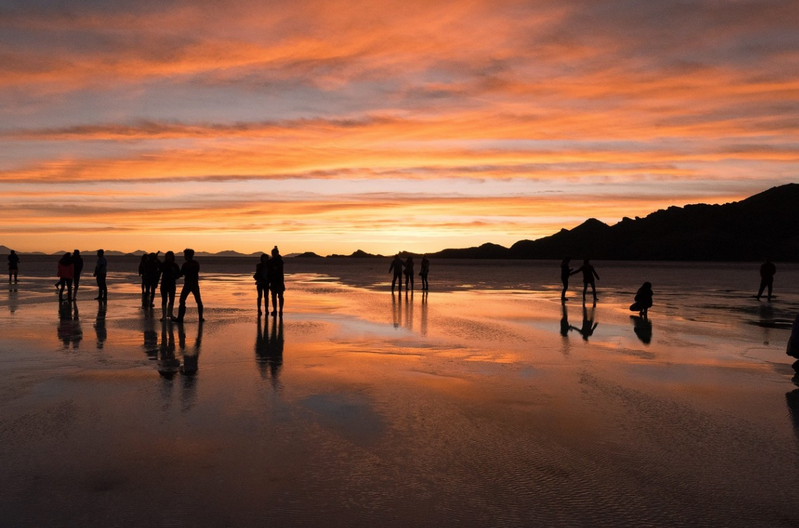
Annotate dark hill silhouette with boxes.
[432,184,799,261]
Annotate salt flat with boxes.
[1,259,798,527]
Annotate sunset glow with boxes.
[2,0,798,254]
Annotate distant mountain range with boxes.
[429,184,799,261]
[2,184,798,261]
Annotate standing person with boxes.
[144,252,161,308]
[560,257,573,301]
[756,258,777,302]
[159,251,181,321]
[93,249,108,302]
[571,259,600,303]
[404,256,415,291]
[174,248,203,322]
[254,253,270,317]
[138,254,148,305]
[8,250,19,284]
[268,246,285,317]
[72,250,84,297]
[419,255,430,291]
[389,254,404,293]
[56,252,75,302]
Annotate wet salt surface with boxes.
[1,259,799,527]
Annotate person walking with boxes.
[159,251,181,321]
[72,250,84,297]
[8,250,19,284]
[143,252,162,308]
[268,246,285,317]
[174,248,203,322]
[756,258,777,302]
[93,249,108,302]
[419,255,430,291]
[572,259,600,303]
[255,253,270,317]
[56,252,75,302]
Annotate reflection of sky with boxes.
[1,0,798,254]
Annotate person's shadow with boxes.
[786,388,799,443]
[157,320,180,380]
[177,321,203,412]
[630,315,653,344]
[392,292,401,328]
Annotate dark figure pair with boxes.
[8,250,19,283]
[56,252,75,302]
[390,254,429,292]
[756,258,776,302]
[267,246,285,317]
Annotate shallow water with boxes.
[1,258,798,527]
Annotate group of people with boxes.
[136,249,203,322]
[54,249,108,302]
[560,257,652,319]
[389,254,430,293]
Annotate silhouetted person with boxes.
[631,315,653,344]
[8,250,19,284]
[160,251,181,321]
[787,313,799,373]
[143,252,161,308]
[138,254,148,300]
[268,246,285,317]
[255,253,270,317]
[56,252,74,302]
[389,254,404,293]
[572,259,600,303]
[756,258,776,301]
[575,304,598,341]
[404,256,415,291]
[560,257,573,301]
[175,248,203,322]
[630,282,653,317]
[93,249,107,301]
[72,249,84,297]
[419,255,430,291]
[94,302,107,349]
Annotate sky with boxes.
[1,0,798,255]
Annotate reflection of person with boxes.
[756,259,776,301]
[254,317,283,389]
[404,256,414,291]
[572,259,600,303]
[56,252,74,302]
[419,255,430,291]
[94,302,107,349]
[574,304,598,341]
[57,301,82,348]
[560,302,572,337]
[160,251,181,321]
[8,250,19,284]
[630,282,653,317]
[72,250,84,297]
[93,249,108,302]
[157,321,179,379]
[560,257,572,301]
[175,248,203,323]
[389,254,404,293]
[255,253,270,317]
[631,315,653,344]
[268,246,285,317]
